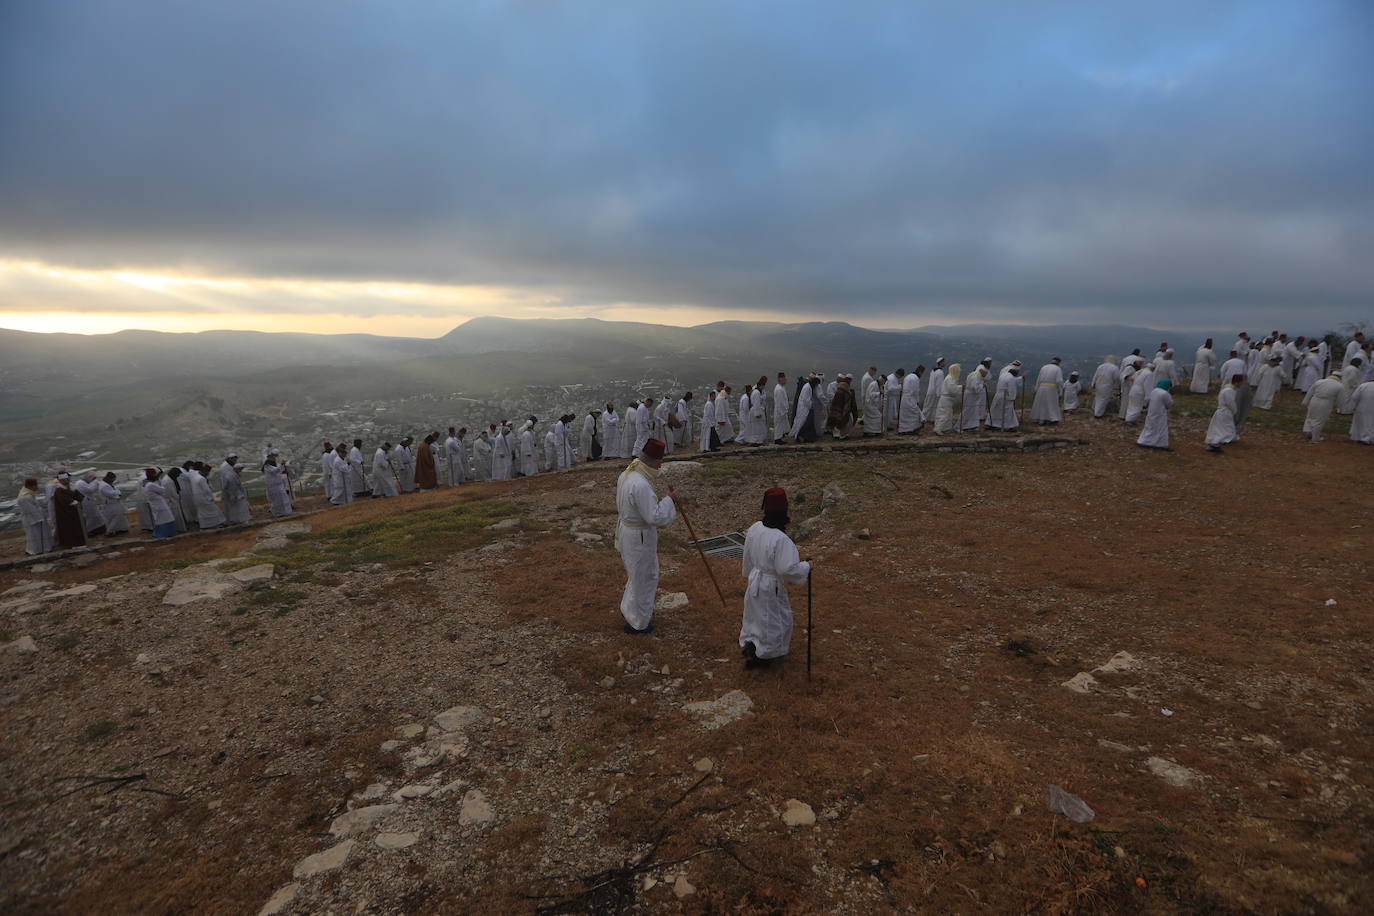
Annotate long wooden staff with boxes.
[671,487,728,612]
[806,567,813,681]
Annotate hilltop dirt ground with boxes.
[1,391,1370,914]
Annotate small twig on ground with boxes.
[49,773,154,802]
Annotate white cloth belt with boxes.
[746,568,779,598]
[618,517,650,531]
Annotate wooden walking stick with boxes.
[671,487,728,612]
[806,567,813,680]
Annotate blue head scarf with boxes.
[1156,378,1173,391]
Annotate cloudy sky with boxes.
[1,0,1369,336]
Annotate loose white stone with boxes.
[659,461,703,476]
[683,690,754,729]
[459,788,494,825]
[782,799,816,827]
[673,875,696,898]
[487,518,521,530]
[393,784,433,801]
[375,831,419,850]
[293,840,354,878]
[258,883,299,915]
[328,803,398,837]
[3,636,38,653]
[395,723,425,739]
[1145,757,1198,788]
[655,592,689,611]
[162,569,241,606]
[50,583,98,599]
[1061,672,1100,694]
[433,705,484,733]
[694,757,714,773]
[3,581,53,597]
[229,564,275,584]
[1093,651,1141,675]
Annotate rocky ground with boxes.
[1,392,1370,914]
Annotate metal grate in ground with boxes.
[690,532,747,558]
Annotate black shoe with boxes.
[623,622,654,635]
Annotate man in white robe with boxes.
[1338,358,1364,414]
[719,386,738,444]
[1190,340,1216,393]
[1343,332,1367,368]
[700,391,721,451]
[897,366,925,434]
[959,366,988,432]
[558,414,577,467]
[934,364,962,435]
[1125,363,1155,425]
[1117,358,1139,421]
[1154,350,1179,388]
[923,359,947,422]
[189,463,229,523]
[579,411,601,461]
[76,472,107,539]
[219,456,251,524]
[1301,373,1344,442]
[736,387,755,444]
[1349,380,1374,444]
[1216,350,1252,432]
[1136,380,1175,450]
[320,442,337,502]
[773,373,790,444]
[988,367,1020,431]
[543,427,558,471]
[394,438,416,493]
[99,472,132,534]
[1253,357,1283,409]
[445,429,467,485]
[601,403,620,459]
[652,399,674,454]
[346,440,369,497]
[632,400,653,457]
[473,429,494,480]
[615,439,680,634]
[883,370,903,432]
[372,444,399,497]
[18,477,54,555]
[262,451,294,515]
[519,420,538,476]
[676,392,694,450]
[1030,359,1065,425]
[739,487,811,667]
[493,422,514,479]
[619,402,637,458]
[1090,356,1120,418]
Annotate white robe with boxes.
[219,462,250,524]
[321,450,337,501]
[1090,362,1119,417]
[1125,369,1154,423]
[1030,364,1064,423]
[263,463,294,515]
[632,404,652,457]
[372,449,398,497]
[717,395,736,443]
[773,383,790,441]
[676,398,694,448]
[923,368,945,420]
[1295,353,1322,392]
[473,436,493,480]
[581,415,598,460]
[519,429,538,476]
[1349,381,1374,443]
[602,411,621,459]
[1062,379,1081,411]
[329,452,353,504]
[1253,364,1282,409]
[739,521,810,660]
[619,407,636,458]
[1204,386,1239,447]
[1217,357,1247,386]
[493,430,513,479]
[1344,339,1364,368]
[700,399,718,450]
[558,420,576,467]
[395,445,416,492]
[1154,358,1178,387]
[18,493,53,555]
[959,372,987,431]
[1301,378,1343,440]
[347,447,368,495]
[1117,365,1137,420]
[883,373,902,431]
[1190,347,1215,393]
[988,373,1019,430]
[736,393,753,444]
[143,480,175,528]
[1136,388,1174,448]
[616,464,677,630]
[652,401,673,454]
[897,373,924,433]
[99,481,131,534]
[934,374,962,434]
[1338,363,1363,414]
[543,430,557,471]
[189,470,227,525]
[787,385,816,439]
[76,478,105,535]
[445,436,467,485]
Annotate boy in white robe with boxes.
[615,439,680,633]
[1136,379,1175,450]
[739,487,811,668]
[1062,371,1081,411]
[773,373,790,444]
[1205,376,1242,453]
[1190,340,1216,393]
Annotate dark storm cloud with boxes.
[1,0,1370,326]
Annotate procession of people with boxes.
[14,328,1373,562]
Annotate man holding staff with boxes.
[615,439,681,634]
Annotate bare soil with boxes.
[2,392,1370,914]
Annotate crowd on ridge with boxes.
[14,330,1373,560]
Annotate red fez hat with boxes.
[762,487,788,512]
[24,477,38,488]
[642,439,666,460]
